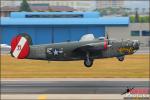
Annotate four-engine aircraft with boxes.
[10,33,140,67]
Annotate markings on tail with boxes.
[12,37,27,58]
[11,35,30,59]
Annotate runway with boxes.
[2,80,149,94]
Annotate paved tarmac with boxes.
[2,80,149,94]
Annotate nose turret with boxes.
[132,40,140,50]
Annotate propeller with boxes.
[132,40,140,49]
[105,32,110,45]
[105,31,109,40]
[121,38,124,47]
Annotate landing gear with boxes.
[84,52,93,67]
[84,59,93,67]
[117,56,124,61]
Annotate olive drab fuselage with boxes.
[27,39,139,61]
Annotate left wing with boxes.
[73,42,108,53]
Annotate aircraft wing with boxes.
[74,44,94,52]
[73,42,107,52]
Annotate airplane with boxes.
[10,33,140,67]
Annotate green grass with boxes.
[1,54,149,78]
[130,16,150,23]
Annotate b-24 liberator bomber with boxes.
[10,33,140,67]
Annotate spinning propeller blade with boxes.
[105,32,109,45]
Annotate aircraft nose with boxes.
[132,40,140,50]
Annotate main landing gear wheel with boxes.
[117,56,124,61]
[84,59,93,67]
[84,52,93,67]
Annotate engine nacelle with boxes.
[88,39,108,50]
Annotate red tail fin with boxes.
[10,35,30,59]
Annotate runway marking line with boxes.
[38,95,47,100]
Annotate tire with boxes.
[117,56,124,61]
[84,59,93,67]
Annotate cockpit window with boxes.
[98,37,105,40]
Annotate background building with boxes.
[96,0,124,9]
[0,12,129,45]
[1,0,96,11]
[1,5,76,17]
[106,23,150,46]
[1,0,149,46]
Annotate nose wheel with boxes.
[84,52,93,67]
[117,56,124,61]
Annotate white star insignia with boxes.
[53,49,58,55]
